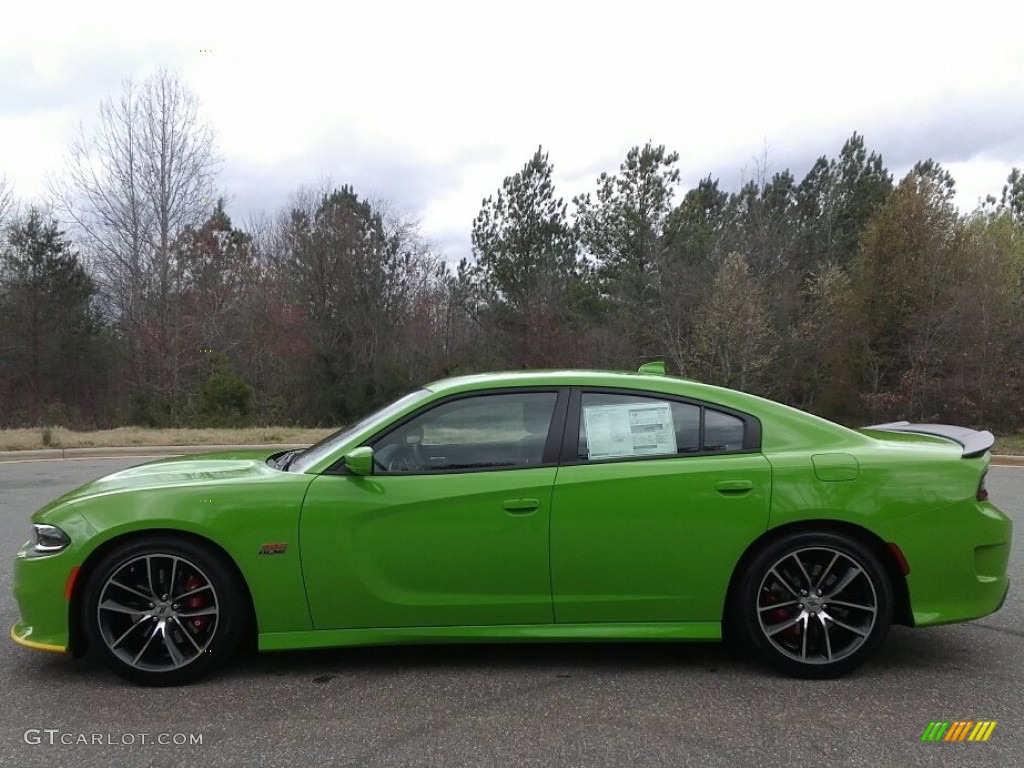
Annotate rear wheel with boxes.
[81,536,247,686]
[734,532,893,678]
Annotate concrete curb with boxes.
[992,455,1024,466]
[0,443,307,463]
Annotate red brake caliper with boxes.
[183,575,210,633]
[761,589,800,639]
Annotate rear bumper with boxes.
[876,500,1012,627]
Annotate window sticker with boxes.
[583,402,678,459]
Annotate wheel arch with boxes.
[67,528,257,657]
[722,519,913,637]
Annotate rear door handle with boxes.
[503,498,540,513]
[716,480,753,495]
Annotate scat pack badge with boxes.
[258,543,289,555]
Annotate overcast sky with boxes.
[2,0,1023,260]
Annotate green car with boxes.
[11,365,1012,685]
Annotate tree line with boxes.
[1,71,1022,432]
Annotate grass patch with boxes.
[0,426,337,452]
[2,425,1021,454]
[995,432,1024,455]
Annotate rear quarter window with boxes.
[704,409,745,451]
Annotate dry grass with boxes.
[996,433,1024,455]
[0,426,337,452]
[2,425,1022,454]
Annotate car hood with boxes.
[38,450,286,511]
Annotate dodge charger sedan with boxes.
[11,364,1012,684]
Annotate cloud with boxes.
[2,0,1023,258]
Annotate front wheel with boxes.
[734,532,893,679]
[81,536,248,686]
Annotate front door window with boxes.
[373,391,558,473]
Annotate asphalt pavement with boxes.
[1,458,1021,768]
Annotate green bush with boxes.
[43,401,76,428]
[130,391,178,428]
[199,370,254,426]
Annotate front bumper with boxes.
[10,542,75,654]
[10,623,65,653]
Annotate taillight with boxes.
[977,473,989,502]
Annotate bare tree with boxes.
[139,70,220,302]
[690,251,777,393]
[50,70,220,398]
[0,174,15,230]
[51,77,150,328]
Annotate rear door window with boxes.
[574,391,753,462]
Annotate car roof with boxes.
[423,369,756,410]
[425,369,685,393]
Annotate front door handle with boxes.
[503,498,540,513]
[716,480,753,495]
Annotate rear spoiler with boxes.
[864,421,995,458]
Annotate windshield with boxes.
[287,388,432,473]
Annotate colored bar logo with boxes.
[921,721,997,742]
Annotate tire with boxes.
[81,535,248,686]
[732,531,893,679]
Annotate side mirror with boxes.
[344,446,374,476]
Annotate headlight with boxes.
[28,523,71,556]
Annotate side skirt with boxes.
[258,621,721,652]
